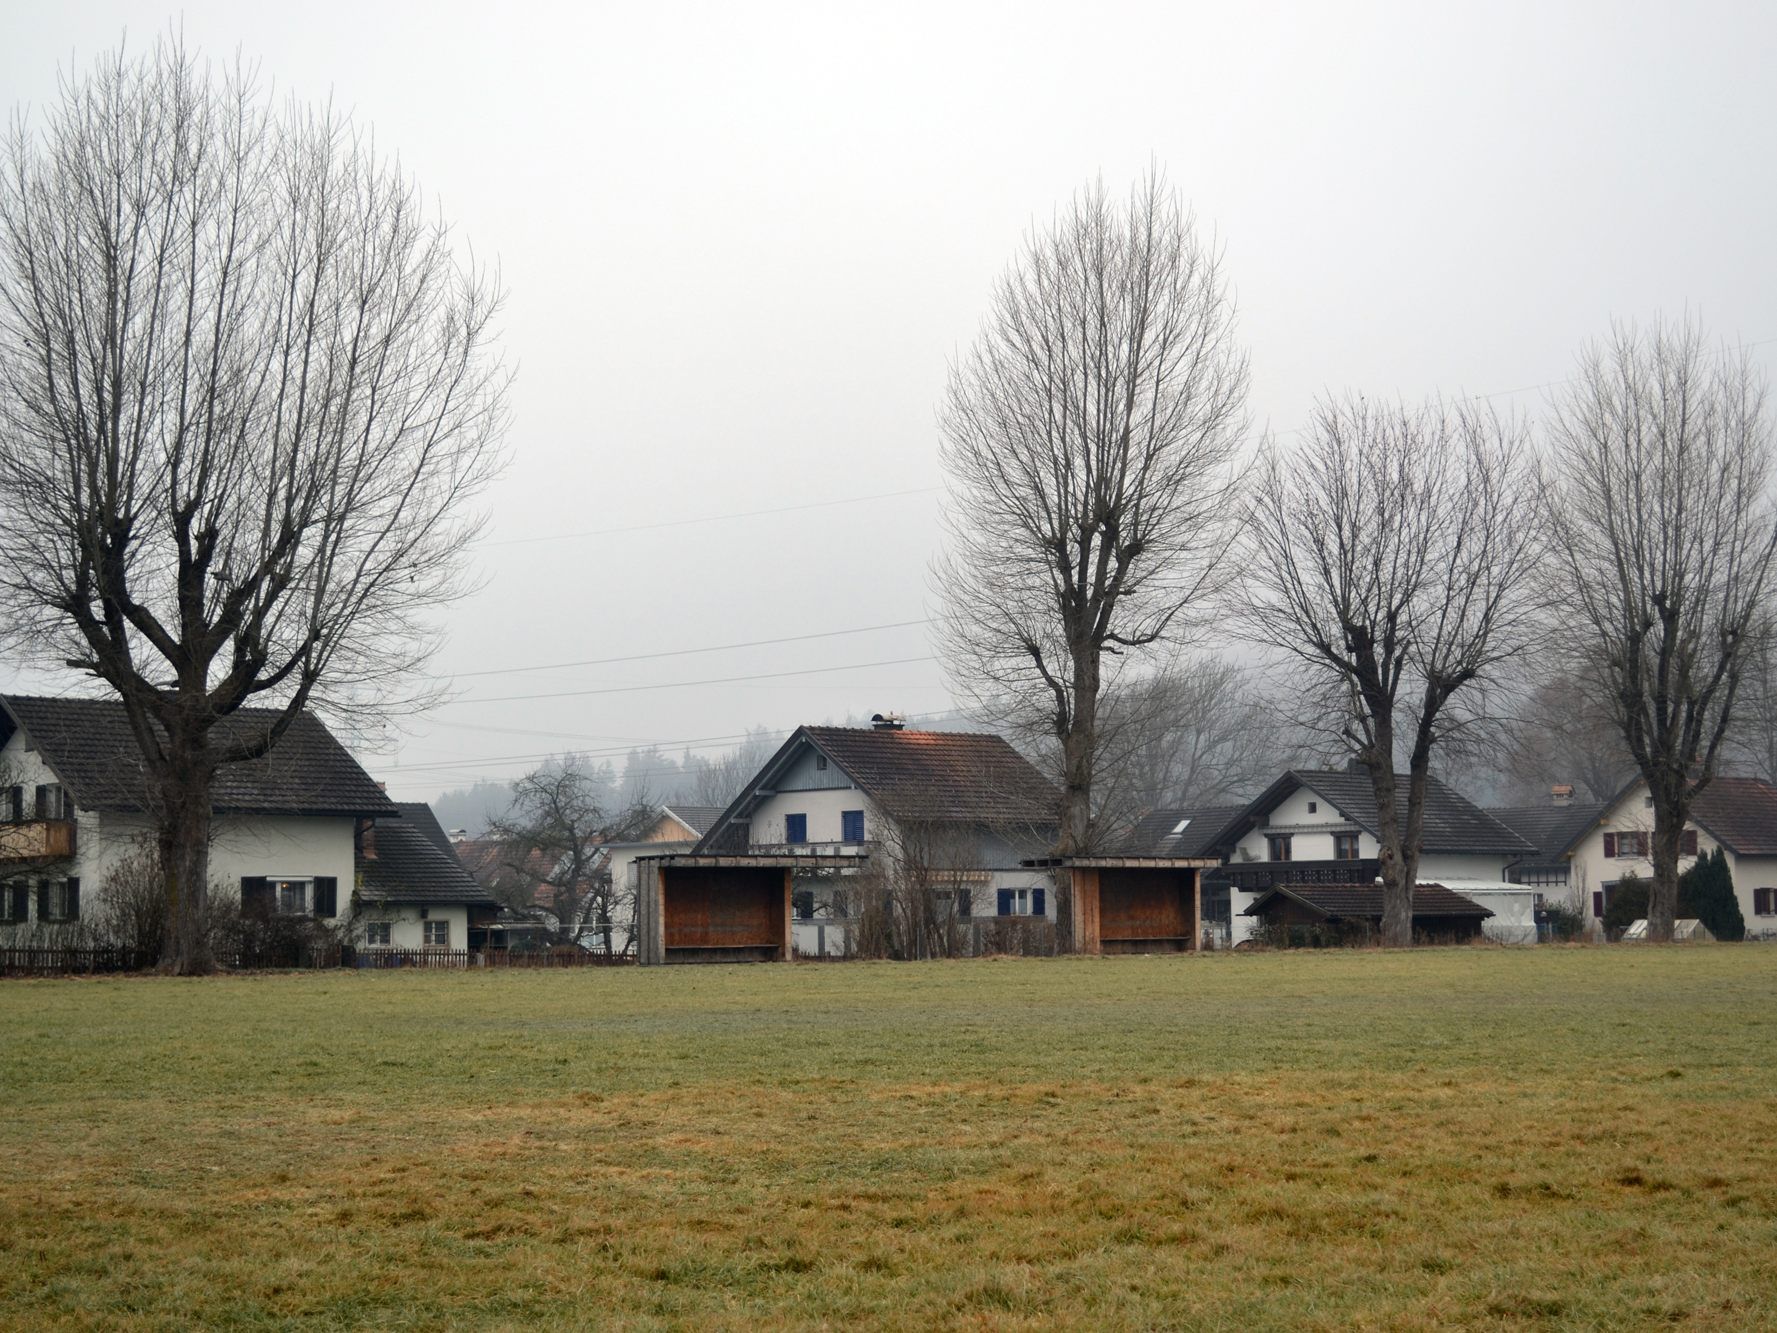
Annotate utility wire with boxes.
[440,618,930,680]
[448,654,939,707]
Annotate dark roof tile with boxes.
[1119,806,1247,858]
[359,813,497,907]
[1245,882,1493,919]
[0,694,395,816]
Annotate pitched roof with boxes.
[393,801,456,855]
[1688,777,1777,855]
[694,725,1060,851]
[1243,882,1493,920]
[1487,801,1607,861]
[1226,769,1533,856]
[1118,806,1247,858]
[0,694,395,817]
[799,726,1059,824]
[359,814,497,907]
[661,805,725,837]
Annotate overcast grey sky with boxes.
[4,0,1776,800]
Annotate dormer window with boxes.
[1170,818,1191,835]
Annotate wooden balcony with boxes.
[0,820,76,863]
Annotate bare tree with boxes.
[1542,320,1777,941]
[935,170,1248,869]
[1242,395,1539,946]
[1498,674,1635,803]
[0,41,509,971]
[687,727,783,808]
[1089,655,1313,830]
[488,758,655,951]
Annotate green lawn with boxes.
[2,948,1775,1329]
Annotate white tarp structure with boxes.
[1622,918,1716,942]
[1438,880,1541,944]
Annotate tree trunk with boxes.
[1647,806,1682,943]
[157,763,216,975]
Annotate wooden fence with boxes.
[0,946,153,977]
[0,944,632,976]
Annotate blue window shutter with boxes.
[842,810,864,842]
[1032,887,1046,918]
[785,814,806,844]
[997,888,1012,916]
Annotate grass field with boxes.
[2,948,1775,1330]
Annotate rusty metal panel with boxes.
[1098,868,1189,941]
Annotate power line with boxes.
[446,654,939,707]
[478,485,943,548]
[441,618,931,680]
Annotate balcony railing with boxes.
[1209,858,1380,893]
[0,820,76,863]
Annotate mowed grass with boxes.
[2,949,1776,1330]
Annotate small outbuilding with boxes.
[634,850,867,965]
[1242,881,1493,945]
[1028,855,1218,954]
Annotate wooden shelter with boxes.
[1028,855,1219,954]
[634,852,867,965]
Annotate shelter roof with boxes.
[1242,881,1494,920]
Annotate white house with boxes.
[1560,776,1777,939]
[0,694,492,949]
[1203,769,1536,944]
[638,718,1059,962]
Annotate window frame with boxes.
[784,813,807,845]
[1267,834,1293,862]
[422,919,451,949]
[1332,832,1360,861]
[364,921,392,946]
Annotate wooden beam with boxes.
[1189,867,1202,953]
[1072,867,1101,955]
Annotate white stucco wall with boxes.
[1232,786,1374,863]
[1567,787,1711,924]
[748,786,877,846]
[2,726,357,932]
[352,902,468,950]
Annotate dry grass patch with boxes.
[2,947,1774,1328]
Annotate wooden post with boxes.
[1072,866,1102,955]
[781,867,794,962]
[649,863,668,965]
[1189,867,1202,953]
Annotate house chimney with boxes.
[1551,784,1574,806]
[871,712,905,731]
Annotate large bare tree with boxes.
[0,41,509,971]
[1242,395,1538,946]
[935,171,1248,865]
[1542,321,1777,941]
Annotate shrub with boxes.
[1679,847,1745,941]
[1540,901,1587,943]
[1602,873,1649,940]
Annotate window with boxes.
[784,813,807,844]
[423,919,450,948]
[1307,802,1318,814]
[1,882,27,922]
[1267,835,1293,862]
[272,878,309,915]
[33,784,65,820]
[793,889,816,920]
[1333,833,1360,861]
[995,887,1047,917]
[1755,888,1777,917]
[4,785,21,822]
[37,877,80,923]
[1604,831,1650,860]
[815,754,828,771]
[365,921,391,946]
[841,809,865,842]
[1681,830,1699,857]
